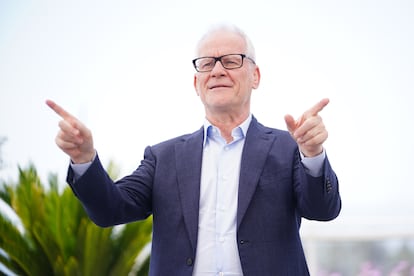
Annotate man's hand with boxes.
[284,98,329,157]
[46,100,95,164]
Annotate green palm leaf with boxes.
[0,163,152,275]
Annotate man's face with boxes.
[193,30,260,117]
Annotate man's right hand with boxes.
[46,100,95,164]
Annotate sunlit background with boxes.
[1,0,413,274]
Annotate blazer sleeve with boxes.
[67,150,155,227]
[294,151,341,221]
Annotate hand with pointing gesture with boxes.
[284,98,329,157]
[46,100,95,164]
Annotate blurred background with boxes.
[1,0,413,274]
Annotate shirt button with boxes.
[219,236,225,243]
[186,257,193,266]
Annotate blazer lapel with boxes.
[175,128,204,251]
[237,118,276,229]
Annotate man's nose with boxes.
[210,60,226,76]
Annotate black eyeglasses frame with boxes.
[192,54,256,72]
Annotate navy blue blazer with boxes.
[67,117,341,276]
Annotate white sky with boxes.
[1,0,414,222]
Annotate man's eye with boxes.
[225,60,237,65]
[202,62,213,67]
[223,59,239,67]
[200,61,213,69]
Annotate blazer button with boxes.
[326,178,332,193]
[186,258,193,266]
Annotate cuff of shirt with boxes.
[300,149,326,177]
[70,152,96,179]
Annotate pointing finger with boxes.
[45,99,75,120]
[305,98,330,117]
[46,99,87,137]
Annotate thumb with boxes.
[284,114,296,134]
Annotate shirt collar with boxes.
[203,114,252,146]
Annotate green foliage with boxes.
[0,164,152,276]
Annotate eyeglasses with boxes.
[192,54,255,72]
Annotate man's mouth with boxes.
[208,84,231,89]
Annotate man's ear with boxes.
[194,75,200,95]
[252,66,261,89]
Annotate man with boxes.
[47,24,341,276]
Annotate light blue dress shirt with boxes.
[192,116,251,276]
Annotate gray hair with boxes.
[195,23,256,61]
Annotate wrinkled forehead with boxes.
[196,30,247,57]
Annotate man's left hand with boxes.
[284,98,329,157]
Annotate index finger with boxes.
[45,99,74,120]
[305,98,330,117]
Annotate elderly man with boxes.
[47,24,341,276]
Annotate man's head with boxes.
[193,24,261,119]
